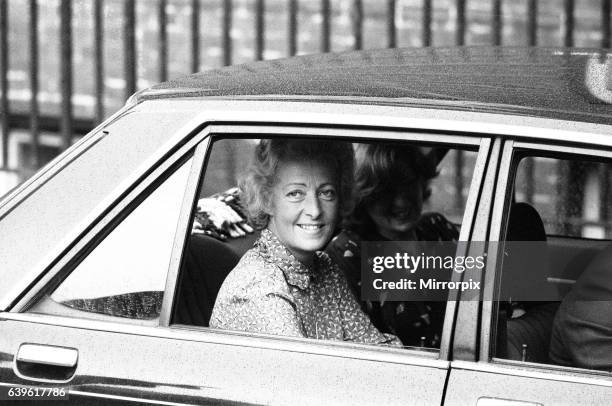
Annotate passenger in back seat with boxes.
[502,202,557,363]
[549,243,612,370]
[326,143,458,348]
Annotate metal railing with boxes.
[1,0,611,167]
[0,0,611,229]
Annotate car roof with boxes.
[137,47,612,126]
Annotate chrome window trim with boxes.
[453,360,612,387]
[458,139,494,242]
[513,141,612,159]
[481,140,612,376]
[479,140,515,362]
[159,137,211,327]
[452,138,503,362]
[0,312,449,370]
[205,124,480,145]
[439,137,492,360]
[9,132,206,313]
[169,324,445,366]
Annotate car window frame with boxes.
[446,138,502,362]
[0,106,135,218]
[0,107,211,311]
[9,126,210,316]
[5,119,490,366]
[164,123,490,363]
[481,138,612,380]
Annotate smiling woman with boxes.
[326,142,461,348]
[266,160,338,265]
[208,138,399,345]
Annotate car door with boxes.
[1,109,488,405]
[161,124,489,405]
[444,138,612,406]
[0,121,211,404]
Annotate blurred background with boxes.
[0,0,610,236]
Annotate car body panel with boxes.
[134,99,612,143]
[445,362,612,406]
[0,313,449,405]
[1,120,480,405]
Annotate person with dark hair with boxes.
[326,143,458,348]
[210,139,399,346]
[549,244,612,370]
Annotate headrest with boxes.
[507,202,546,241]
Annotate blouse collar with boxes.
[256,228,318,290]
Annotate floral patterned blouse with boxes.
[210,229,400,346]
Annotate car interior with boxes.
[493,154,612,370]
[172,137,477,340]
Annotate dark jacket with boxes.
[549,244,612,371]
[325,212,459,348]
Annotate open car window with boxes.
[172,135,480,353]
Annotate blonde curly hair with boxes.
[239,138,354,230]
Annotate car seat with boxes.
[506,302,560,363]
[498,202,559,363]
[173,234,241,327]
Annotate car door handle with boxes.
[15,343,78,382]
[477,397,543,406]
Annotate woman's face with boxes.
[268,160,339,264]
[366,179,424,240]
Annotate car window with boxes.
[0,108,198,308]
[28,156,193,323]
[515,156,612,238]
[425,149,477,225]
[172,136,479,352]
[492,152,612,373]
